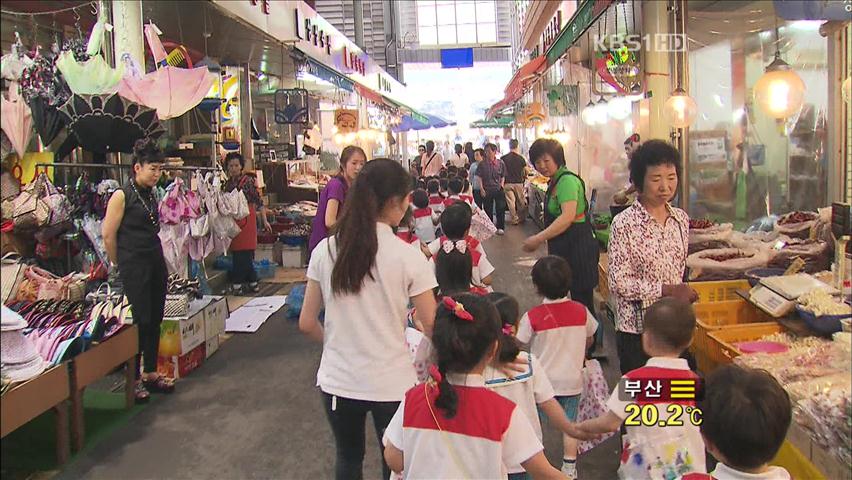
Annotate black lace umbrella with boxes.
[58,93,165,154]
[20,49,72,145]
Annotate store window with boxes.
[687,3,830,226]
[417,0,497,46]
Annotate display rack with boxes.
[0,364,71,464]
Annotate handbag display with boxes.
[1,252,26,304]
[10,174,51,229]
[189,213,209,238]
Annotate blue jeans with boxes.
[540,394,581,424]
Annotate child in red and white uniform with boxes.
[427,204,494,291]
[411,189,438,244]
[682,365,792,480]
[434,238,491,298]
[485,293,595,480]
[574,298,707,479]
[443,178,476,210]
[426,179,445,215]
[383,294,563,479]
[395,206,421,246]
[516,255,598,479]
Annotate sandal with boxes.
[135,381,150,404]
[143,375,176,394]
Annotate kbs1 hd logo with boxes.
[593,33,687,53]
[618,377,704,428]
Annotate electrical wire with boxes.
[1,2,93,16]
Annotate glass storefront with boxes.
[687,3,831,226]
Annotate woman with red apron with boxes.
[224,152,271,294]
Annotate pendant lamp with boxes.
[663,1,698,128]
[753,23,805,119]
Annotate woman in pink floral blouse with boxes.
[607,140,698,374]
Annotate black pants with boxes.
[230,250,257,285]
[483,189,507,230]
[119,253,168,376]
[616,331,698,374]
[473,190,484,208]
[322,392,400,480]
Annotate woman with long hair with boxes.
[308,145,367,254]
[299,159,438,479]
[102,139,174,402]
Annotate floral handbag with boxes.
[11,173,51,229]
[576,359,616,454]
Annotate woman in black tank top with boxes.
[102,139,174,402]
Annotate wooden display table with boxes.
[0,365,71,464]
[69,325,138,451]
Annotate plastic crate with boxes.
[253,260,276,279]
[705,322,785,371]
[688,280,751,304]
[692,299,773,373]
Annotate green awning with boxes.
[470,117,513,128]
[546,0,613,65]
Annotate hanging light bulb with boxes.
[581,100,597,126]
[591,97,609,125]
[842,76,851,104]
[607,96,632,120]
[663,87,699,128]
[753,54,806,119]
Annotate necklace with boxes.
[130,181,158,227]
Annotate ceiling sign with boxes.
[274,88,309,125]
[335,109,359,133]
[595,42,640,94]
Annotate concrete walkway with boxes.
[58,222,622,479]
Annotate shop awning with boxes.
[392,113,456,132]
[426,114,455,129]
[383,97,430,125]
[304,58,354,92]
[471,117,513,129]
[485,56,547,119]
[354,84,384,105]
[545,0,613,65]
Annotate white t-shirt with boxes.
[307,223,438,401]
[448,153,468,168]
[383,373,543,479]
[516,298,598,396]
[484,352,555,474]
[412,208,438,243]
[421,152,444,177]
[706,464,791,480]
[607,357,707,477]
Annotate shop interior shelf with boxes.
[0,364,71,464]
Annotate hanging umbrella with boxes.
[58,93,165,154]
[21,49,71,145]
[118,24,216,120]
[1,83,34,159]
[1,34,33,82]
[56,18,122,95]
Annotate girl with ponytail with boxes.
[299,159,438,480]
[383,294,565,479]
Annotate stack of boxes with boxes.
[157,296,229,379]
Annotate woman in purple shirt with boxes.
[308,145,367,253]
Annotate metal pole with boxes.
[354,0,365,51]
[110,0,145,70]
[641,0,673,141]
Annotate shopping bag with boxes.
[469,207,497,242]
[576,359,615,455]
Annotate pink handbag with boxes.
[576,359,616,454]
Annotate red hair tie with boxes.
[502,324,514,336]
[428,364,443,384]
[442,297,473,322]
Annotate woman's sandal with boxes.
[135,381,150,404]
[142,375,176,394]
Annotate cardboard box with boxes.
[205,334,220,358]
[157,343,205,379]
[204,296,228,339]
[159,310,205,357]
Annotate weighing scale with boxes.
[749,273,839,318]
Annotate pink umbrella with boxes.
[1,82,33,159]
[118,24,215,120]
